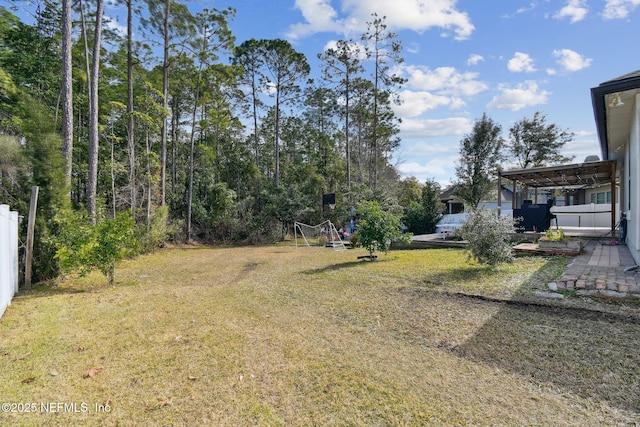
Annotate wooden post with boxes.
[497,173,502,217]
[24,186,39,291]
[611,161,616,238]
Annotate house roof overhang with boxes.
[498,160,616,188]
[591,70,640,161]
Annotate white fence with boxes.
[0,204,19,319]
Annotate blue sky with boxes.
[109,1,638,186]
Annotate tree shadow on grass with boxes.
[13,276,137,300]
[302,257,394,275]
[443,259,640,417]
[420,266,494,288]
[454,296,640,415]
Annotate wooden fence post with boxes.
[24,186,39,291]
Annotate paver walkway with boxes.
[551,240,640,297]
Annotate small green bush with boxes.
[544,227,566,241]
[54,210,139,285]
[460,208,514,266]
[142,206,181,252]
[356,200,411,258]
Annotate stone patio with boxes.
[549,240,640,298]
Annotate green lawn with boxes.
[1,245,639,426]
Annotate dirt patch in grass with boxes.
[1,245,639,425]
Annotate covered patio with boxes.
[497,161,640,297]
[497,160,618,237]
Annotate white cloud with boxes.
[487,81,550,111]
[396,160,448,179]
[288,0,475,40]
[508,52,536,73]
[516,2,540,15]
[502,2,540,18]
[104,15,127,37]
[562,137,600,163]
[393,65,488,117]
[286,0,342,39]
[553,49,592,72]
[395,91,453,117]
[467,54,484,66]
[403,141,459,155]
[399,65,488,96]
[399,117,473,137]
[554,0,589,23]
[406,42,420,54]
[602,0,640,19]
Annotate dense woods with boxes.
[0,2,438,282]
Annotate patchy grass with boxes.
[1,245,639,426]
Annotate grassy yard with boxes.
[1,244,639,426]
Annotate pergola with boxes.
[497,160,617,233]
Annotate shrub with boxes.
[142,206,181,252]
[356,200,411,258]
[54,210,139,285]
[544,227,566,241]
[459,208,514,266]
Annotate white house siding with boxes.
[627,93,640,265]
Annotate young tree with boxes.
[508,111,574,169]
[54,210,139,286]
[454,113,504,208]
[356,199,410,258]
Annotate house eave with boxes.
[591,72,640,160]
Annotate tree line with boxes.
[0,2,572,282]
